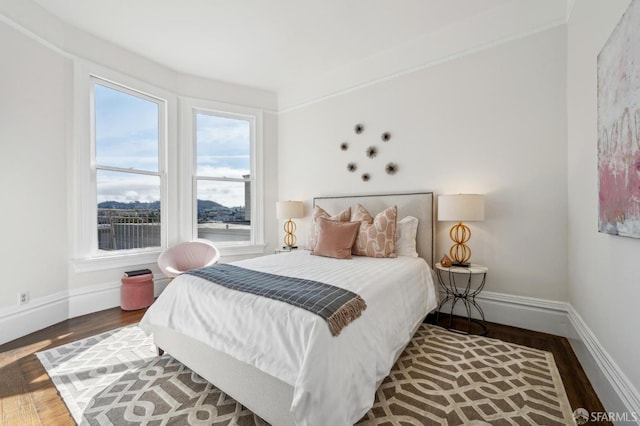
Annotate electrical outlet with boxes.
[19,291,29,305]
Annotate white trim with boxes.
[0,12,72,60]
[70,250,162,273]
[567,305,640,417]
[436,290,640,416]
[72,60,178,263]
[438,288,570,336]
[2,285,639,419]
[0,290,69,346]
[179,97,265,249]
[0,277,170,346]
[278,19,568,113]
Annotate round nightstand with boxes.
[435,262,488,335]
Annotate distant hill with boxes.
[197,199,226,212]
[98,201,160,210]
[98,200,228,211]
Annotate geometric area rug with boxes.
[37,324,576,425]
[358,325,575,425]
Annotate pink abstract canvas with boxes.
[598,0,640,238]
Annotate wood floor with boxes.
[0,307,610,425]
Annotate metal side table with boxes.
[435,263,488,335]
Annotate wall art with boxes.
[597,0,640,238]
[366,146,377,158]
[385,162,398,175]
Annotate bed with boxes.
[139,192,437,425]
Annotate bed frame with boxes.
[149,192,435,425]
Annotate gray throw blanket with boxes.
[185,264,367,336]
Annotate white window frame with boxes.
[180,98,265,256]
[71,60,174,272]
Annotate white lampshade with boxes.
[276,201,304,219]
[438,194,485,222]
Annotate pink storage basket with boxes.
[121,273,154,311]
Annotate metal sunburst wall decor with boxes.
[340,123,398,182]
[385,162,398,175]
[366,146,378,159]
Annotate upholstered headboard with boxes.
[313,192,435,267]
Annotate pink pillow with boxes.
[352,204,398,258]
[307,206,351,250]
[311,217,360,259]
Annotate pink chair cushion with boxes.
[157,240,220,278]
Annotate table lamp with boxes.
[437,194,485,267]
[276,201,304,249]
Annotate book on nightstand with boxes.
[123,268,153,277]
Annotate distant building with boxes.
[243,174,251,222]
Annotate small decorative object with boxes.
[366,146,377,158]
[354,123,364,134]
[361,173,370,182]
[381,132,391,142]
[385,162,398,175]
[340,142,349,151]
[440,254,453,268]
[347,162,357,172]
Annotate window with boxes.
[92,79,166,252]
[194,111,255,244]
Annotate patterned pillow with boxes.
[311,217,361,259]
[351,204,397,258]
[307,206,351,250]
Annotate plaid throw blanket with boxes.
[186,264,367,336]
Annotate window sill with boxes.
[70,244,266,273]
[217,244,266,257]
[71,250,162,273]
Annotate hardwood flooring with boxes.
[0,307,610,425]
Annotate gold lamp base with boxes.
[449,221,472,266]
[283,218,297,248]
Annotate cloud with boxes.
[97,171,160,203]
[197,180,249,208]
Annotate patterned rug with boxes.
[37,324,575,425]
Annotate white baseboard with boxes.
[438,289,570,336]
[0,277,170,346]
[566,305,640,421]
[2,283,638,422]
[437,290,640,419]
[0,291,69,346]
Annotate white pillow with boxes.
[395,216,419,257]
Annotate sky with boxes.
[95,83,251,208]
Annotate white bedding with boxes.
[140,250,437,425]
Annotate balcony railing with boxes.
[98,208,161,250]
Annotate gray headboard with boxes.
[313,192,435,267]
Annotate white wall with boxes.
[279,26,568,304]
[567,0,640,413]
[0,3,279,342]
[0,20,70,307]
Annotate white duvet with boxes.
[140,250,437,425]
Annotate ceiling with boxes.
[32,0,569,106]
